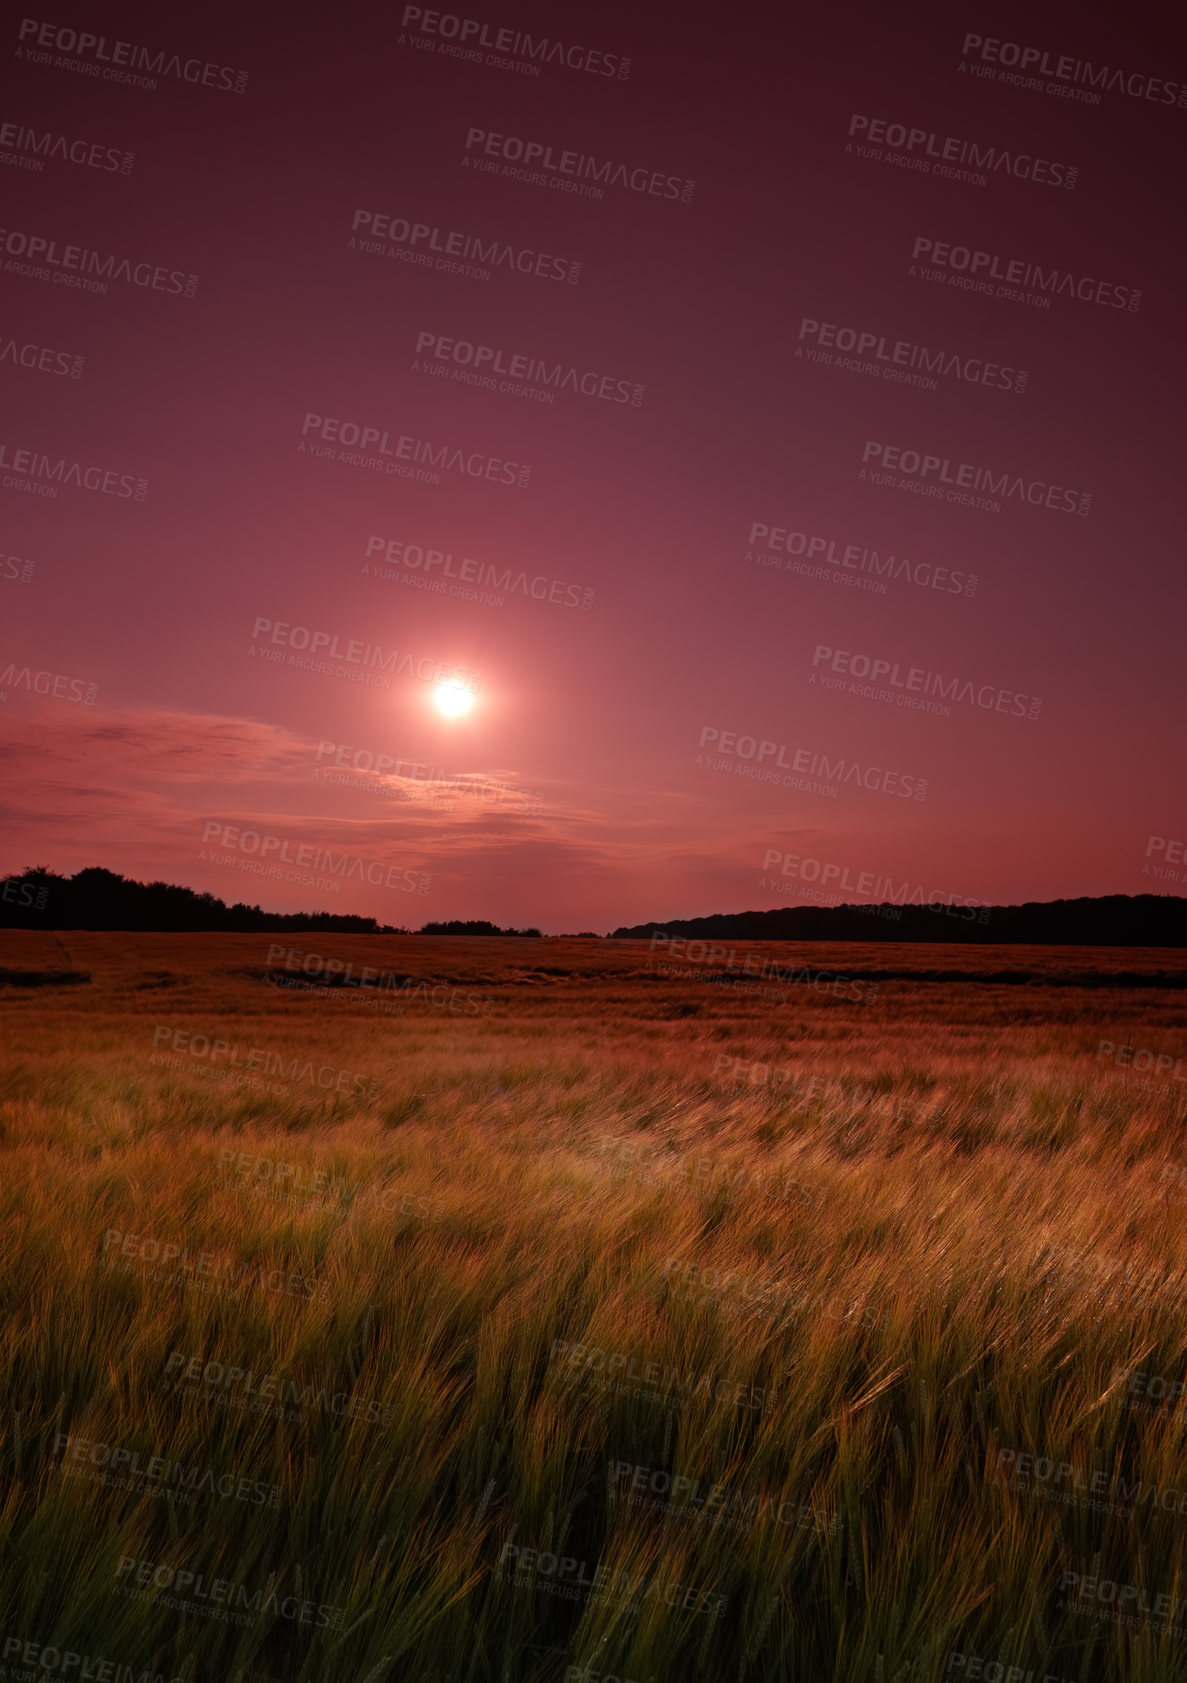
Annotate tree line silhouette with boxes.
[3,867,1183,944]
[0,868,538,935]
[612,895,1187,946]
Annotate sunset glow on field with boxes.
[2,1,1185,1678]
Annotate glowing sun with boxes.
[434,680,474,718]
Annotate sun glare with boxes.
[434,680,475,718]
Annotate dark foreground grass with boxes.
[1,931,1186,1683]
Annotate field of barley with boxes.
[2,928,1187,1683]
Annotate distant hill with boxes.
[610,896,1187,946]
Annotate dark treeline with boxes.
[611,896,1187,946]
[0,868,401,933]
[419,919,543,937]
[3,869,1184,945]
[0,869,540,936]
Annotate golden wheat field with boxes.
[2,928,1187,1683]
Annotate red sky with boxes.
[1,0,1184,931]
